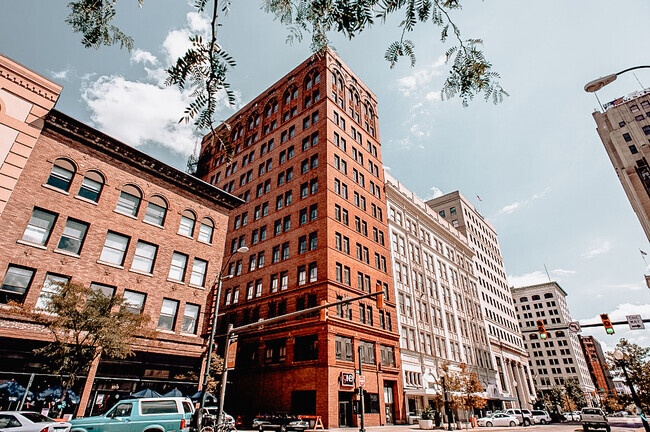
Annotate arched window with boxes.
[555,331,565,337]
[544,293,554,298]
[532,295,540,300]
[231,124,243,141]
[198,217,214,244]
[530,333,538,339]
[519,297,528,302]
[283,85,297,105]
[178,209,196,237]
[264,99,278,117]
[46,158,76,192]
[77,170,104,202]
[115,184,142,217]
[304,70,320,90]
[143,195,168,227]
[332,70,343,91]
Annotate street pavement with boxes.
[324,422,646,432]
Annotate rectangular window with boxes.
[294,335,318,361]
[35,273,70,310]
[131,240,158,273]
[123,289,146,314]
[298,265,307,285]
[281,271,288,290]
[309,262,317,282]
[335,335,354,361]
[190,258,208,287]
[23,208,58,246]
[271,274,279,292]
[0,265,35,304]
[309,232,317,250]
[360,340,375,364]
[57,218,89,254]
[168,252,188,281]
[157,298,179,330]
[181,303,200,333]
[100,231,130,266]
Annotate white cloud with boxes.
[425,91,441,101]
[430,186,444,199]
[582,240,612,258]
[508,268,575,287]
[397,55,446,97]
[383,165,392,171]
[81,10,237,156]
[50,67,71,81]
[580,303,650,352]
[498,187,550,215]
[391,137,423,150]
[131,49,158,66]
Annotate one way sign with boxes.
[626,315,645,330]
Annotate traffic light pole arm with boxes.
[521,318,650,332]
[229,290,383,335]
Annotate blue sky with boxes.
[1,1,648,351]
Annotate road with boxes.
[323,422,646,432]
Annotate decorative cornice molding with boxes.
[44,110,244,211]
[0,54,61,104]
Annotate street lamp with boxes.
[199,246,249,413]
[584,66,650,93]
[440,370,453,431]
[613,349,650,432]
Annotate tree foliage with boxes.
[564,377,587,409]
[175,355,224,394]
[65,0,507,145]
[606,339,650,412]
[14,281,149,392]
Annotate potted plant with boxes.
[419,406,435,430]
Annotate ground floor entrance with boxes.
[338,391,354,427]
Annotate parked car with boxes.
[563,411,581,422]
[581,408,610,432]
[0,411,71,432]
[256,414,309,432]
[252,416,272,429]
[202,408,235,427]
[69,397,193,432]
[504,409,533,426]
[477,413,520,427]
[531,410,551,424]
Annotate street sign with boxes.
[358,375,366,387]
[225,339,238,369]
[341,372,354,387]
[568,321,581,333]
[626,314,645,330]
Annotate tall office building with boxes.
[196,49,403,427]
[427,192,534,408]
[592,90,650,241]
[579,335,616,398]
[384,174,498,416]
[512,282,595,404]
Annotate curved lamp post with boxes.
[613,349,650,432]
[584,66,650,93]
[199,246,249,413]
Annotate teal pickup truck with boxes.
[70,397,194,432]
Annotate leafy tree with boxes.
[14,281,149,414]
[174,355,224,394]
[457,363,487,414]
[64,0,506,151]
[606,339,650,412]
[564,377,587,409]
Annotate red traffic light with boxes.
[600,313,615,335]
[536,320,548,339]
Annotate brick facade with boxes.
[0,104,242,415]
[197,49,404,427]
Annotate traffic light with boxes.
[600,314,615,335]
[536,320,548,339]
[320,300,328,322]
[375,282,384,309]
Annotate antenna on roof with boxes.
[633,73,646,91]
[543,264,551,282]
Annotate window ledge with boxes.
[53,248,80,258]
[167,278,185,285]
[16,240,47,250]
[113,209,138,220]
[156,329,176,334]
[188,283,206,290]
[177,233,195,240]
[74,195,99,206]
[197,239,212,246]
[42,184,70,195]
[97,260,124,270]
[129,268,154,277]
[180,332,198,337]
[142,219,165,229]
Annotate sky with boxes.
[1,1,649,352]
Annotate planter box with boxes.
[419,419,434,429]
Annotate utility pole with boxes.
[357,345,365,432]
[618,356,650,432]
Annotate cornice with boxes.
[0,54,61,104]
[44,110,244,211]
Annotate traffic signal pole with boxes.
[357,345,365,432]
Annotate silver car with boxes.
[0,412,71,432]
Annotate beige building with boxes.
[427,192,534,409]
[592,90,650,241]
[385,174,497,418]
[512,282,595,404]
[0,54,61,216]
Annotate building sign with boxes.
[340,372,354,387]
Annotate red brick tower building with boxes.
[197,49,404,427]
